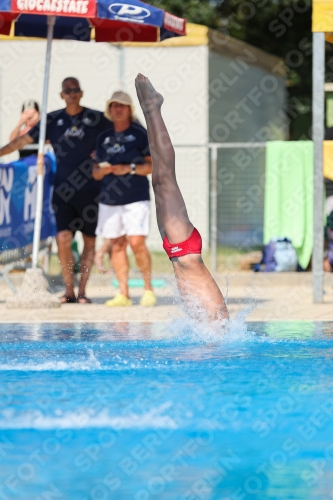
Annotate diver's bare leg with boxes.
[135,74,229,322]
[135,74,192,243]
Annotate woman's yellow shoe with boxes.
[105,294,132,307]
[140,290,157,306]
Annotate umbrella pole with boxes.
[6,15,60,308]
[312,32,325,302]
[210,145,218,276]
[32,15,55,269]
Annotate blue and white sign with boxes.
[0,153,56,251]
[98,0,163,25]
[109,2,151,20]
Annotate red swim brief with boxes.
[163,228,202,259]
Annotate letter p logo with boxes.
[109,3,150,20]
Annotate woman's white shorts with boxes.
[96,201,150,239]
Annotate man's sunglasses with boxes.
[62,88,81,95]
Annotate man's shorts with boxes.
[52,189,100,237]
[96,201,150,239]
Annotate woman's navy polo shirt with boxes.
[95,122,151,206]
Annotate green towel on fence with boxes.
[264,141,313,269]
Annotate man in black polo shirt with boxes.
[0,77,111,303]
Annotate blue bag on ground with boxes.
[253,237,299,272]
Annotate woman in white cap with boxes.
[93,91,156,307]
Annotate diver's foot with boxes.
[135,73,164,115]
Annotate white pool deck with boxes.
[1,272,333,323]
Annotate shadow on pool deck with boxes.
[94,295,178,306]
[93,296,268,306]
[1,271,333,322]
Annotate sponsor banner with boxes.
[0,153,56,251]
[12,0,96,17]
[100,0,163,25]
[164,12,186,35]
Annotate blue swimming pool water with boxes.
[0,320,333,499]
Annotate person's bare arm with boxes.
[110,156,152,176]
[9,124,23,142]
[0,134,34,156]
[10,112,28,141]
[92,163,114,180]
[134,156,152,176]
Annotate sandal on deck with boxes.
[77,296,92,304]
[60,295,77,304]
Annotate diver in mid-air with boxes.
[135,74,229,323]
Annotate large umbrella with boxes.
[0,0,186,268]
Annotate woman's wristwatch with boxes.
[130,163,136,175]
